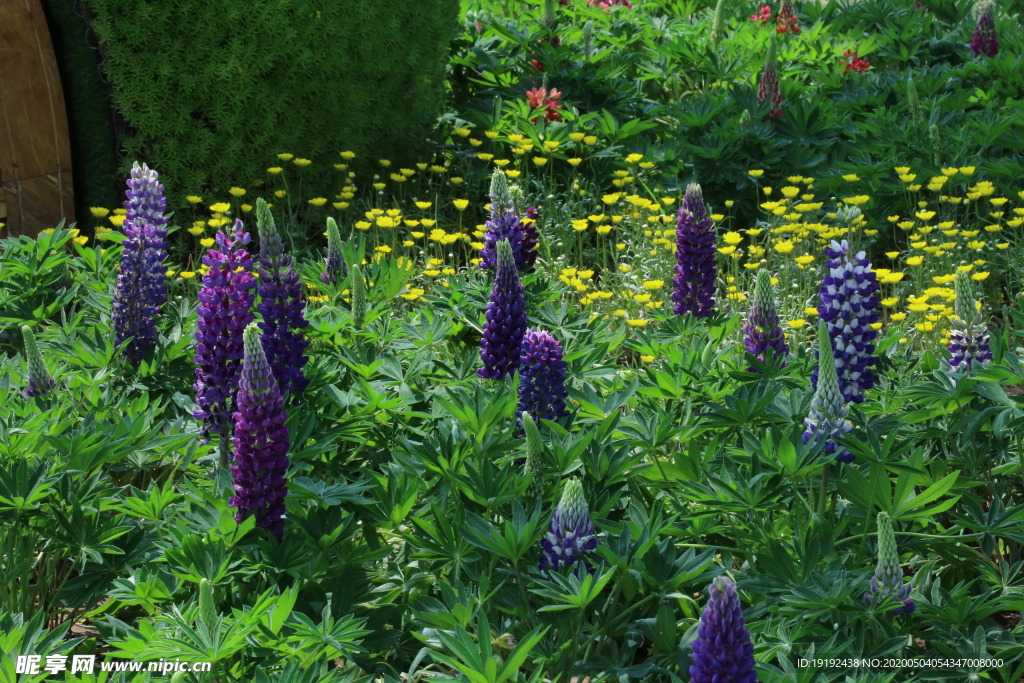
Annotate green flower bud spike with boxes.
[351,263,366,329]
[198,578,217,630]
[22,325,54,397]
[906,77,919,123]
[711,0,726,42]
[522,412,544,508]
[490,168,513,218]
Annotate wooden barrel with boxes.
[0,0,76,239]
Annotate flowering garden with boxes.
[3,0,1024,681]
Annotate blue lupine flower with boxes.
[516,328,569,430]
[478,239,528,380]
[689,576,758,683]
[539,477,598,578]
[948,271,992,377]
[672,183,717,318]
[743,268,789,370]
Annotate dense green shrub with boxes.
[83,0,460,212]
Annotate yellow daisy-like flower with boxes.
[890,312,907,321]
[308,197,328,207]
[421,219,437,227]
[959,166,975,176]
[454,127,471,137]
[572,219,589,232]
[229,187,246,197]
[899,174,917,183]
[354,221,371,231]
[89,207,110,218]
[842,174,860,182]
[569,132,586,142]
[187,225,205,236]
[773,241,795,254]
[277,153,294,161]
[199,238,215,248]
[643,280,664,290]
[186,196,203,205]
[894,166,911,174]
[747,169,765,178]
[567,158,583,167]
[842,195,870,206]
[293,158,312,167]
[722,231,743,245]
[453,199,470,211]
[493,159,511,167]
[915,211,936,221]
[209,202,231,213]
[532,157,548,166]
[108,215,126,227]
[996,242,1010,250]
[972,272,990,281]
[583,135,598,145]
[506,170,522,179]
[450,177,465,185]
[477,153,494,162]
[339,151,356,160]
[906,256,924,266]
[804,307,819,316]
[333,202,349,210]
[640,355,655,363]
[795,255,815,266]
[787,320,806,329]
[625,153,644,164]
[626,319,648,327]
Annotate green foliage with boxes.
[82,0,460,211]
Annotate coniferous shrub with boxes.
[82,0,459,212]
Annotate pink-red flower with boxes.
[750,4,772,24]
[842,49,871,74]
[525,87,564,123]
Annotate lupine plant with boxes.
[758,36,783,118]
[804,318,854,464]
[689,576,758,683]
[948,270,992,377]
[520,412,545,508]
[971,1,999,57]
[21,326,54,397]
[672,183,717,318]
[193,220,257,462]
[743,268,788,370]
[230,323,290,539]
[516,328,570,431]
[865,512,916,615]
[539,477,598,578]
[255,198,310,403]
[479,170,533,273]
[322,217,347,285]
[478,238,527,380]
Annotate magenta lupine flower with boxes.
[255,199,309,403]
[758,38,783,119]
[111,162,169,363]
[539,478,598,578]
[478,239,528,380]
[949,271,992,377]
[671,183,717,318]
[194,220,257,452]
[480,170,534,273]
[22,326,54,398]
[516,329,570,431]
[743,269,789,370]
[689,576,757,683]
[865,512,915,614]
[812,240,879,404]
[970,3,998,57]
[230,323,290,539]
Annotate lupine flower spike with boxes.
[111,162,169,363]
[480,170,534,272]
[351,263,367,329]
[743,269,789,371]
[813,239,879,404]
[758,37,783,119]
[776,0,801,34]
[971,1,998,57]
[230,323,290,539]
[539,477,598,578]
[478,239,528,380]
[804,319,853,464]
[22,326,54,398]
[517,329,570,432]
[321,217,347,285]
[689,576,758,683]
[672,183,717,318]
[255,198,309,404]
[521,412,545,508]
[948,270,992,377]
[194,220,257,461]
[865,512,915,614]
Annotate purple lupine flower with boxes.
[123,161,168,309]
[111,220,167,364]
[480,170,532,272]
[478,238,528,380]
[22,326,55,398]
[970,2,998,57]
[539,477,598,578]
[812,239,879,404]
[743,268,789,371]
[516,329,570,432]
[230,322,290,539]
[194,220,257,454]
[255,198,309,403]
[689,576,757,683]
[865,512,915,614]
[948,270,992,377]
[321,217,347,285]
[804,319,853,464]
[672,183,717,318]
[758,38,783,119]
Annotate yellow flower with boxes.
[241,204,252,213]
[109,215,126,227]
[842,174,860,182]
[842,195,870,206]
[899,174,917,183]
[567,158,583,167]
[890,312,907,321]
[569,132,586,142]
[209,202,231,213]
[958,166,975,176]
[308,197,328,207]
[476,153,494,162]
[640,355,655,363]
[618,264,631,273]
[450,177,465,185]
[906,256,924,266]
[583,135,598,145]
[533,157,548,166]
[804,307,819,316]
[572,219,589,232]
[795,255,815,266]
[492,159,511,167]
[165,270,177,278]
[453,199,469,211]
[277,153,294,161]
[787,320,806,329]
[722,231,743,245]
[506,170,521,179]
[229,187,246,197]
[421,219,437,227]
[276,189,290,197]
[333,202,349,210]
[971,272,989,281]
[89,207,110,218]
[354,221,371,230]
[179,271,196,279]
[626,319,648,327]
[454,127,471,137]
[186,196,203,205]
[773,241,795,254]
[915,211,936,221]
[293,158,312,167]
[431,165,447,173]
[339,151,355,160]
[781,186,801,198]
[894,166,911,174]
[885,251,900,258]
[747,169,765,178]
[625,153,644,164]
[762,187,772,195]
[187,225,205,236]
[200,238,215,248]
[996,242,1010,250]
[643,280,664,290]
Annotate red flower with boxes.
[525,87,564,123]
[531,58,544,72]
[750,4,772,25]
[842,49,871,75]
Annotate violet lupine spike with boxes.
[123,161,169,306]
[480,170,534,273]
[539,477,598,578]
[948,271,992,376]
[689,576,758,683]
[22,326,55,398]
[812,239,879,404]
[671,183,717,318]
[865,512,915,614]
[255,198,310,404]
[193,220,257,451]
[111,219,166,364]
[478,239,528,380]
[804,319,853,464]
[321,217,347,285]
[516,328,570,432]
[230,322,290,539]
[743,268,789,371]
[758,38,783,119]
[970,2,998,57]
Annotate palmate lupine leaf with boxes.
[464,501,545,564]
[529,567,615,612]
[427,617,549,683]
